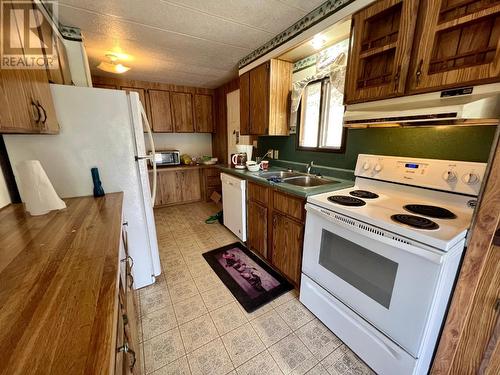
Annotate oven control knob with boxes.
[462,173,480,185]
[442,170,457,182]
[374,163,383,172]
[362,162,371,171]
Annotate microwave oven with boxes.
[152,150,181,166]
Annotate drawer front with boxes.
[204,167,220,178]
[206,176,222,187]
[248,181,269,205]
[273,191,305,222]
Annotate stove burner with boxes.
[327,195,366,207]
[391,214,439,230]
[404,204,456,219]
[349,190,379,199]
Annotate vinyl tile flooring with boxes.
[137,202,375,375]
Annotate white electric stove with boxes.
[300,154,487,375]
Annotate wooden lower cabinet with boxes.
[116,227,142,374]
[203,167,222,201]
[150,167,207,207]
[178,169,202,202]
[246,181,305,286]
[271,213,304,285]
[247,200,268,258]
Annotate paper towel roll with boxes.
[16,160,66,216]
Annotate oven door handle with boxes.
[306,204,444,264]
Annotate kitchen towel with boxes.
[16,160,66,216]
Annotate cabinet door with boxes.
[121,87,149,132]
[247,200,268,258]
[272,213,303,285]
[239,72,250,135]
[122,233,142,374]
[178,169,202,202]
[30,69,59,133]
[194,94,214,133]
[148,90,173,132]
[408,0,500,93]
[115,291,126,375]
[161,170,181,206]
[0,2,59,134]
[344,0,419,104]
[171,92,194,132]
[249,62,269,134]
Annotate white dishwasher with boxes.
[221,173,246,241]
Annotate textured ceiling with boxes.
[56,0,326,88]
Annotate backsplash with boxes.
[148,133,212,157]
[258,125,496,171]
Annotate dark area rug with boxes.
[203,242,294,312]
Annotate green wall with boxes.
[258,126,496,171]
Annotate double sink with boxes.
[258,171,340,187]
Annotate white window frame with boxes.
[298,77,346,152]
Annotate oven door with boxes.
[302,204,444,357]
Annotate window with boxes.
[298,77,345,151]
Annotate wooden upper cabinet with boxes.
[94,83,118,89]
[171,92,194,132]
[0,2,59,134]
[345,0,419,104]
[194,94,214,133]
[121,86,150,132]
[148,89,173,132]
[407,0,500,93]
[240,59,292,136]
[239,72,250,135]
[249,62,270,135]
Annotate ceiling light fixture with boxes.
[311,34,327,50]
[97,53,130,74]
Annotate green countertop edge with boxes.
[217,165,355,198]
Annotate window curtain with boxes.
[289,39,349,133]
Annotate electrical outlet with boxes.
[267,149,274,159]
[274,150,279,159]
[252,140,258,148]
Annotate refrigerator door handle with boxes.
[139,104,157,207]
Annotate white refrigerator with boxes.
[4,84,161,289]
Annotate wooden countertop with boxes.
[0,193,124,375]
[149,163,220,172]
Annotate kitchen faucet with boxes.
[307,161,314,174]
[260,150,273,160]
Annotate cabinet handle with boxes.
[120,255,134,270]
[394,65,401,92]
[415,59,423,86]
[31,100,41,123]
[117,343,137,370]
[37,101,47,125]
[128,271,134,289]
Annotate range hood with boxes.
[344,83,500,126]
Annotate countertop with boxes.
[217,165,354,197]
[148,163,221,172]
[0,193,124,374]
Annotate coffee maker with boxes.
[231,144,253,169]
[231,153,247,169]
